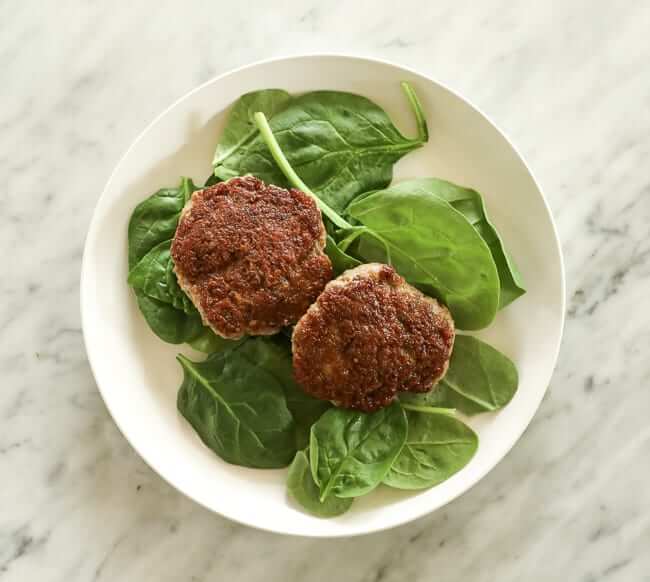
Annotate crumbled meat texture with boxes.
[171,176,332,338]
[292,264,455,412]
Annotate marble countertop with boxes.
[2,1,649,580]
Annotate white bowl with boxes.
[81,54,565,537]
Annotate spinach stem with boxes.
[253,112,352,230]
[400,82,429,143]
[337,226,392,265]
[336,227,367,252]
[341,228,393,265]
[400,403,457,416]
[181,177,194,204]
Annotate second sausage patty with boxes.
[292,263,455,412]
[171,176,332,339]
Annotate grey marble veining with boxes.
[2,1,649,580]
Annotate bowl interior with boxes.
[81,55,564,537]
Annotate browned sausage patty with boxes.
[171,176,332,339]
[292,263,455,412]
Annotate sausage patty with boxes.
[292,263,455,412]
[171,176,332,339]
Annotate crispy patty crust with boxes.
[292,263,455,411]
[171,176,332,339]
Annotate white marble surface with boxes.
[2,1,649,580]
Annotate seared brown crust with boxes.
[292,264,455,412]
[171,176,332,339]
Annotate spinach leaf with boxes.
[345,187,500,330]
[325,235,361,276]
[203,173,222,187]
[188,328,244,354]
[176,338,297,468]
[254,335,331,449]
[127,177,197,270]
[401,335,518,415]
[280,326,294,340]
[384,178,525,308]
[287,450,353,518]
[383,409,478,490]
[216,83,428,213]
[309,402,407,500]
[213,89,292,180]
[127,177,238,349]
[399,404,457,416]
[133,274,221,347]
[285,387,331,450]
[134,290,203,344]
[127,240,195,314]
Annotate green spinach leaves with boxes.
[285,333,517,515]
[382,178,525,308]
[345,187,500,329]
[127,177,231,350]
[401,335,519,415]
[309,402,408,500]
[290,401,479,516]
[177,337,330,468]
[127,240,195,313]
[128,177,196,270]
[174,332,513,516]
[213,89,292,176]
[287,450,353,517]
[257,106,500,325]
[177,339,296,468]
[214,84,428,213]
[253,101,524,329]
[325,235,362,275]
[383,409,478,490]
[134,290,203,344]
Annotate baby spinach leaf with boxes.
[213,89,292,180]
[127,177,236,349]
[217,83,428,213]
[401,335,518,415]
[127,240,195,314]
[133,278,217,347]
[325,235,361,275]
[285,387,332,450]
[309,402,407,501]
[345,187,500,330]
[176,338,297,468]
[254,111,350,229]
[385,178,525,308]
[127,177,197,269]
[188,328,243,354]
[253,335,331,449]
[204,173,222,187]
[287,450,353,518]
[400,404,457,416]
[163,251,195,313]
[383,409,478,490]
[134,290,203,344]
[279,326,294,340]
